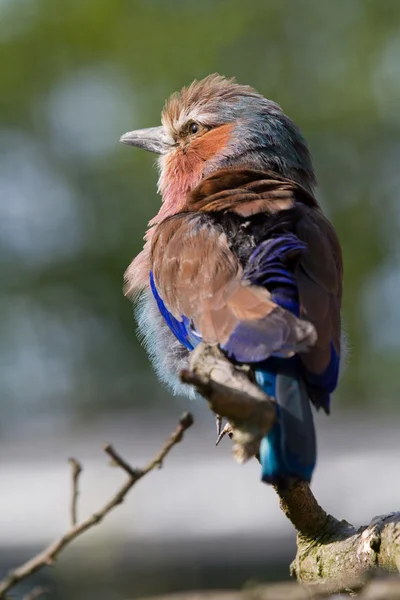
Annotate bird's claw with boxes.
[215,421,234,446]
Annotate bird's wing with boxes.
[187,168,316,216]
[294,205,342,379]
[150,209,316,358]
[186,168,342,404]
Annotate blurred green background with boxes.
[1,0,400,598]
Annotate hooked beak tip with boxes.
[119,133,131,145]
[119,126,171,155]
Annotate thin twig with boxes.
[68,458,82,526]
[105,445,142,478]
[0,412,193,599]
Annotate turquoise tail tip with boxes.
[255,364,316,485]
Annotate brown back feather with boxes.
[295,206,343,372]
[187,169,317,216]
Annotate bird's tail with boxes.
[255,360,316,486]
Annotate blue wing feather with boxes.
[149,271,195,351]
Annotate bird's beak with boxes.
[119,126,171,155]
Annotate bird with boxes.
[121,74,342,487]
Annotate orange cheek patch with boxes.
[190,123,233,161]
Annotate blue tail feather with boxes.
[255,361,316,485]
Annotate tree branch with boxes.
[181,343,275,463]
[0,412,194,599]
[3,340,399,599]
[68,458,82,526]
[181,342,400,593]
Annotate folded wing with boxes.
[150,207,317,360]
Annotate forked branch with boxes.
[0,413,193,599]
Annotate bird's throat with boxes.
[124,152,204,294]
[152,150,204,225]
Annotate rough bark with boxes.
[180,342,400,595]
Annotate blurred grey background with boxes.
[1,0,400,598]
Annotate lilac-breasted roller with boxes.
[121,75,343,487]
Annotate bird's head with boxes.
[121,74,316,220]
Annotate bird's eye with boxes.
[189,122,199,135]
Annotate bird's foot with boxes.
[216,415,223,437]
[215,421,234,446]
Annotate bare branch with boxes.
[181,342,400,590]
[276,479,333,538]
[105,444,142,478]
[68,458,82,526]
[0,412,193,599]
[181,343,275,463]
